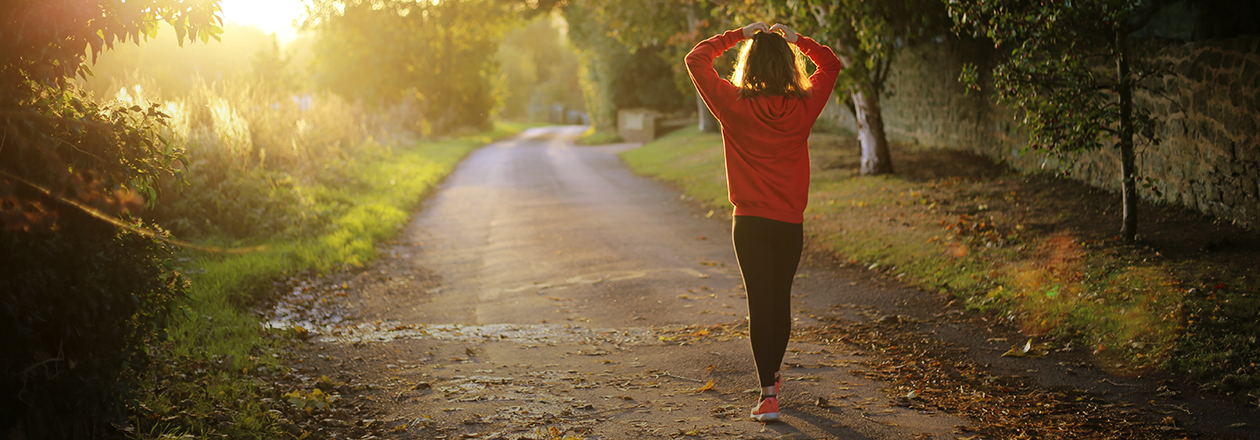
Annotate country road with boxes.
[270,126,1258,439]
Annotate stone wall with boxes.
[823,35,1260,228]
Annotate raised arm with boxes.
[685,24,762,119]
[794,34,843,116]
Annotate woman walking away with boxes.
[685,22,841,423]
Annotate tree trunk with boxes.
[687,0,720,133]
[1117,31,1138,243]
[853,87,893,175]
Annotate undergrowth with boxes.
[620,126,1260,405]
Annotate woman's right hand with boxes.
[742,22,770,38]
[770,23,799,43]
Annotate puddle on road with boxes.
[312,321,657,346]
[262,278,351,334]
[262,284,656,346]
[264,267,742,348]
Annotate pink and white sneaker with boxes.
[750,395,779,422]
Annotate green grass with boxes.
[130,124,526,439]
[620,126,1260,401]
[619,127,727,208]
[573,127,624,146]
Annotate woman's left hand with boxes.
[742,22,770,38]
[770,23,799,43]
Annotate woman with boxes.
[685,22,841,422]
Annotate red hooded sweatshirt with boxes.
[686,29,841,224]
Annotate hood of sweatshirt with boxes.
[736,94,813,137]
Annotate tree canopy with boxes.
[562,0,697,132]
[2,0,221,232]
[304,0,514,134]
[948,0,1171,242]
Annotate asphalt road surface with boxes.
[276,126,1259,439]
[278,126,968,439]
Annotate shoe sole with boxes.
[751,412,779,422]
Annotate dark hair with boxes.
[730,31,811,99]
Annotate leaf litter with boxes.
[795,313,1196,439]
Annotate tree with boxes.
[562,2,624,133]
[2,0,216,436]
[304,0,512,134]
[566,0,721,132]
[722,0,946,175]
[2,0,221,227]
[496,16,585,122]
[948,0,1171,243]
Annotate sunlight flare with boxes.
[219,0,306,43]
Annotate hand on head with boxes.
[741,22,769,38]
[742,22,799,43]
[770,23,799,43]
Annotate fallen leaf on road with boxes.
[1001,339,1048,358]
[695,379,715,393]
[787,375,822,382]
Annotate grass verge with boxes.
[620,126,1260,404]
[572,126,623,146]
[126,123,529,439]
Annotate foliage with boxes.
[1,1,220,437]
[947,0,1162,156]
[1,217,189,438]
[563,0,696,131]
[581,0,720,73]
[305,0,512,134]
[78,22,287,100]
[283,388,339,413]
[947,0,1169,242]
[105,80,381,242]
[562,2,624,131]
[0,0,222,85]
[612,47,691,112]
[496,16,586,122]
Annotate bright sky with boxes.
[219,0,307,44]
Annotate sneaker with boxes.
[750,396,779,422]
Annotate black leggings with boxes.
[732,215,803,388]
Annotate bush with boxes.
[112,81,390,242]
[2,75,191,439]
[1,213,188,438]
